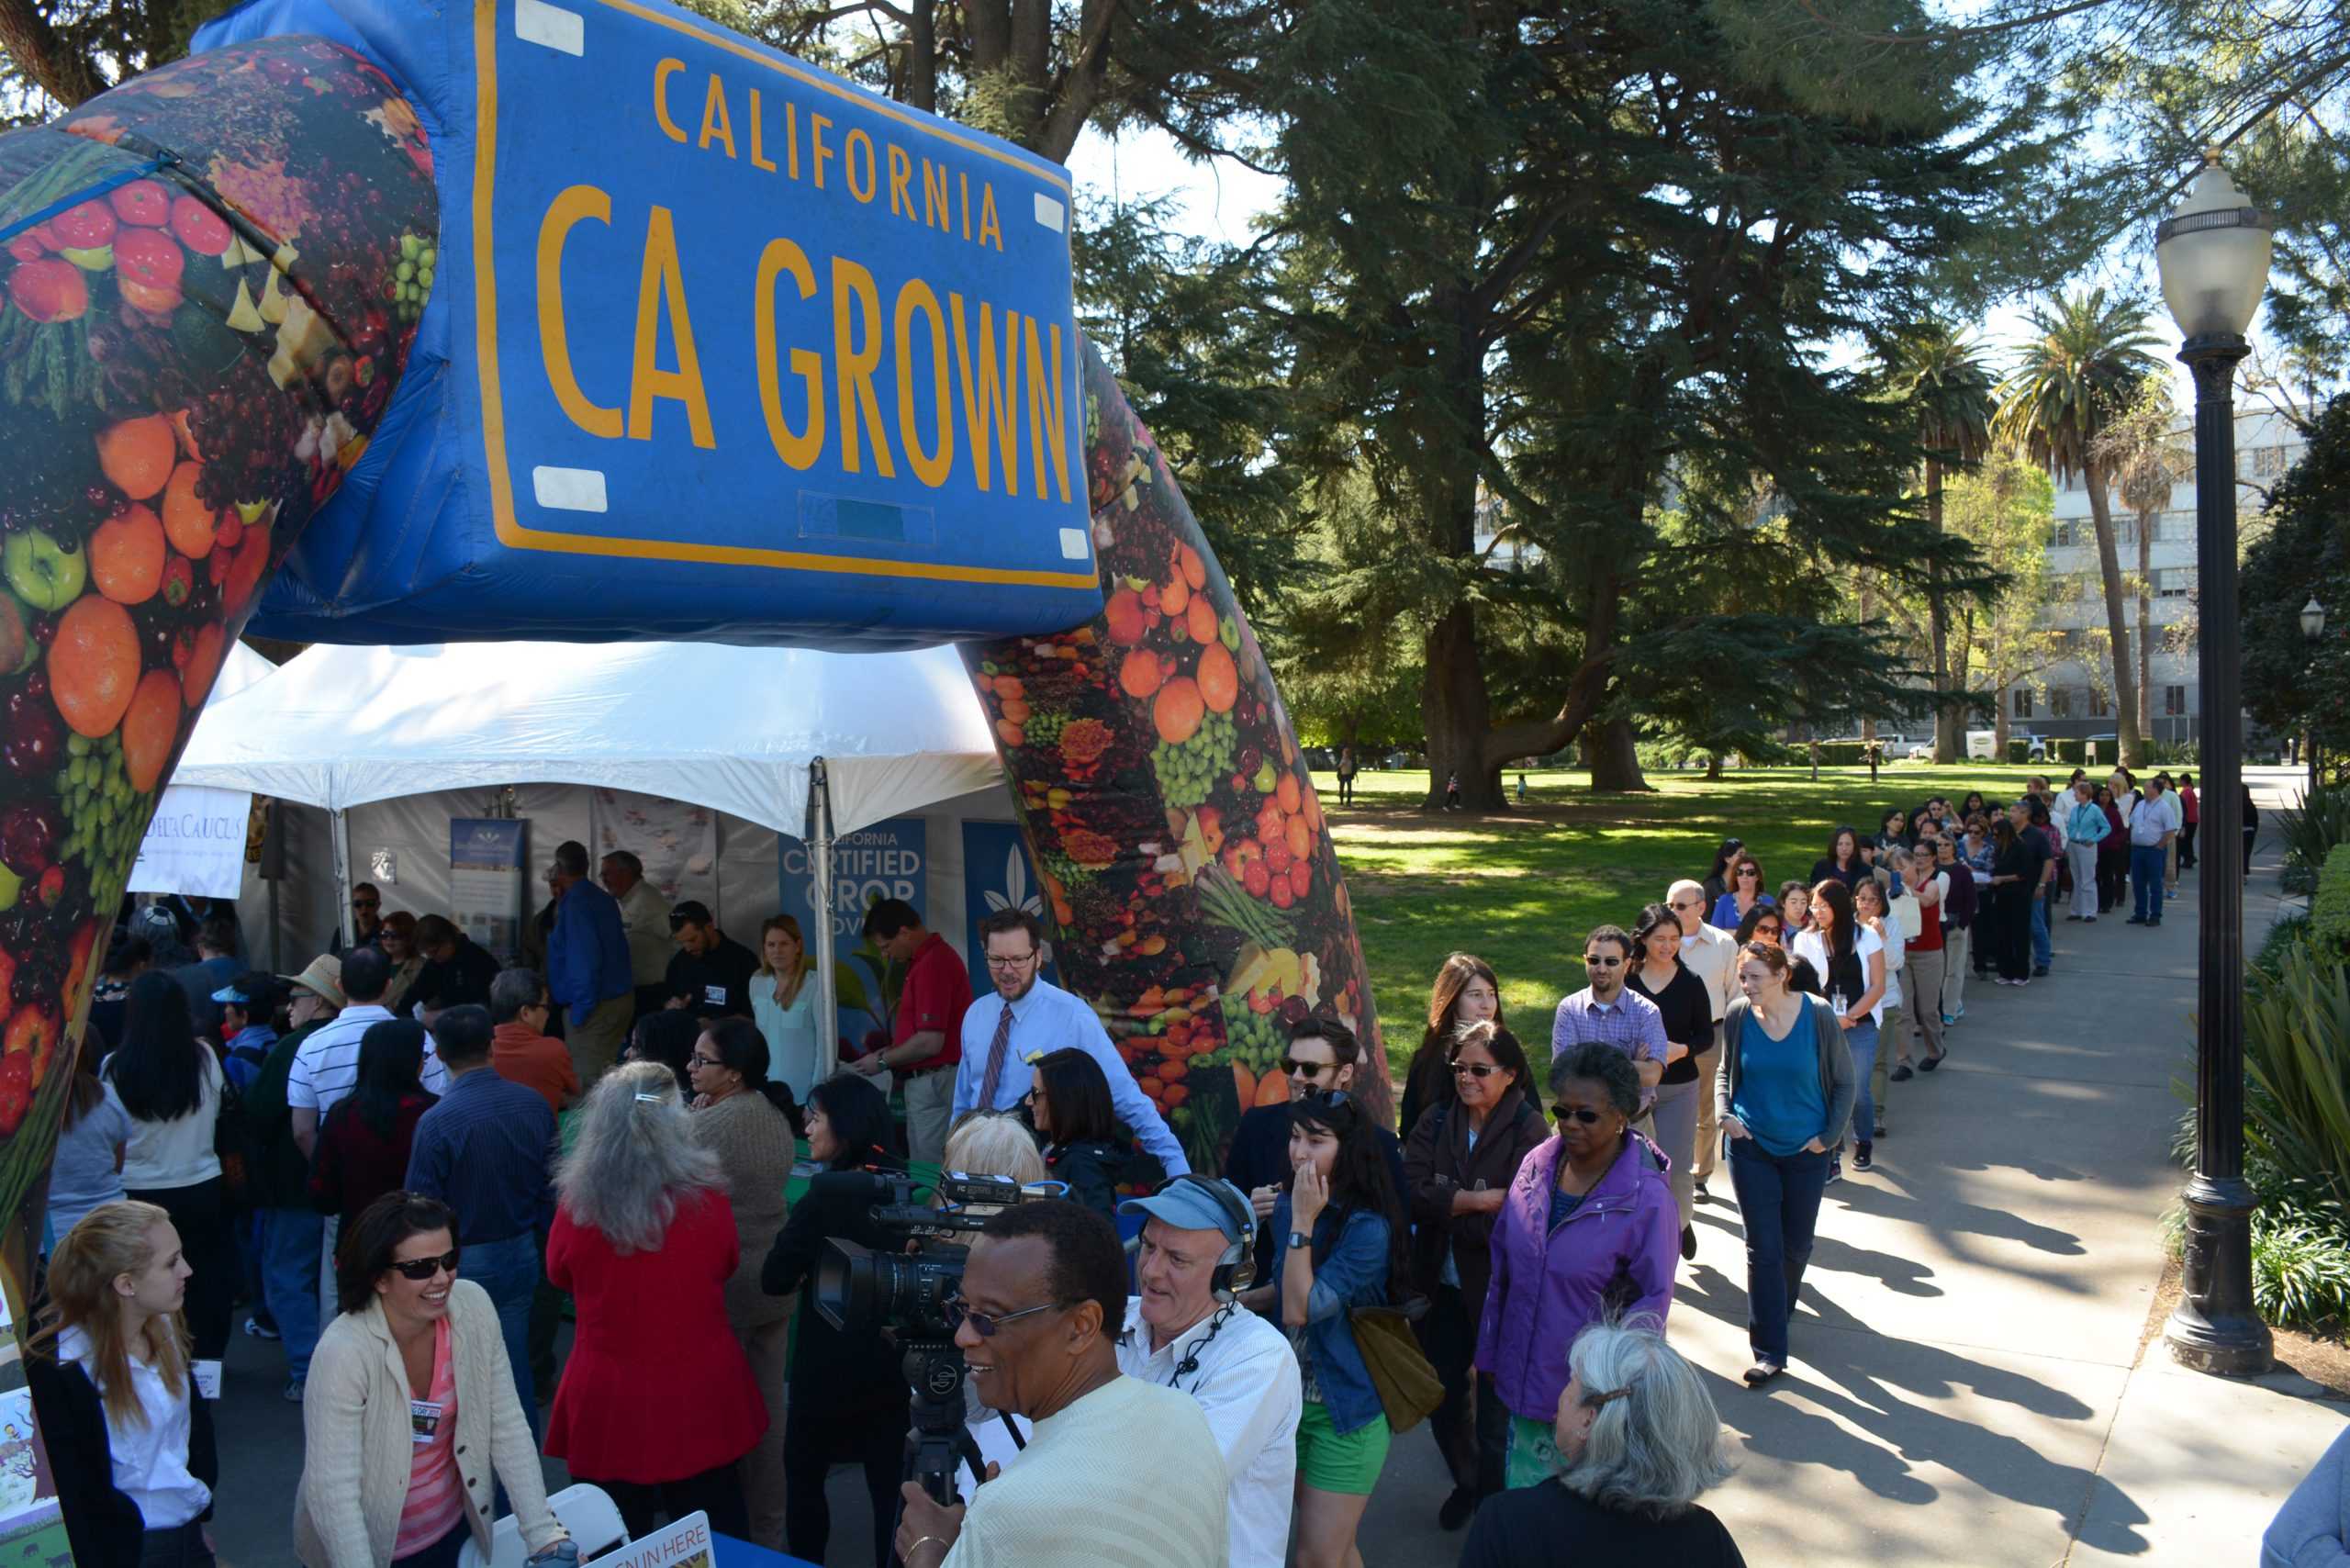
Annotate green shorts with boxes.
[1295,1399,1391,1495]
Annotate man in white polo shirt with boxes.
[1668,879,1737,1204]
[285,946,444,1321]
[1115,1177,1299,1568]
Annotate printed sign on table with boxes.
[779,818,925,1061]
[126,785,252,900]
[603,1507,713,1568]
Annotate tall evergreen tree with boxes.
[1886,325,1997,762]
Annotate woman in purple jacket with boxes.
[1475,1041,1678,1490]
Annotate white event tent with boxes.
[173,640,1011,1069]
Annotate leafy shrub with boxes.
[2048,737,2086,765]
[2256,912,2314,977]
[2242,943,2350,1215]
[2276,783,2350,883]
[2314,845,2350,957]
[2254,1208,2350,1326]
[2006,738,2030,764]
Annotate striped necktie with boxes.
[976,1000,1015,1109]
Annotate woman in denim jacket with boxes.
[1254,1088,1405,1568]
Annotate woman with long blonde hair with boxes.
[1399,953,1505,1137]
[27,1200,217,1566]
[749,913,822,1102]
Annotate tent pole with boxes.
[808,758,837,1081]
[330,808,354,950]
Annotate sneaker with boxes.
[1742,1359,1785,1386]
[2125,916,2147,925]
[1694,1179,1712,1204]
[1852,1142,1874,1171]
[1681,1225,1697,1261]
[244,1316,280,1341]
[1941,1013,1957,1026]
[2084,915,2098,923]
[1953,1005,1965,1022]
[1827,1153,1844,1185]
[283,1379,305,1404]
[2032,965,2050,978]
[2166,890,2178,900]
[1873,1119,1886,1137]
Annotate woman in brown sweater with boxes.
[688,1016,800,1551]
[1402,1020,1548,1529]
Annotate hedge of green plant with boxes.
[2315,844,2350,957]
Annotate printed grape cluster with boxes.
[385,232,435,324]
[1150,709,1236,810]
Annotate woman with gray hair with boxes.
[1459,1317,1746,1565]
[543,1061,765,1542]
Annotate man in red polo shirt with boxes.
[850,898,971,1163]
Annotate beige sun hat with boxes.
[281,953,345,1010]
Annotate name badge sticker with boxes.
[192,1360,222,1400]
[704,984,727,1007]
[411,1397,444,1445]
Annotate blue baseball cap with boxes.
[1118,1178,1253,1245]
[209,984,250,1005]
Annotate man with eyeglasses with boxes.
[953,909,1189,1177]
[852,898,973,1164]
[1219,1016,1404,1284]
[330,881,385,956]
[892,1202,1227,1568]
[1550,925,1670,1124]
[1666,880,1736,1204]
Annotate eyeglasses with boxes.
[1281,1058,1334,1078]
[352,898,380,911]
[985,951,1039,970]
[1668,899,1702,911]
[1451,1061,1501,1079]
[1582,955,1624,969]
[1737,868,1760,879]
[943,1291,1064,1338]
[388,1249,460,1282]
[689,1053,722,1070]
[1551,1103,1605,1126]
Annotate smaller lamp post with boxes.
[2155,150,2274,1377]
[2306,598,2328,793]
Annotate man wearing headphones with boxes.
[1114,1176,1303,1568]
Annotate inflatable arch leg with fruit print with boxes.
[0,2,1383,1538]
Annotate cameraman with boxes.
[761,1073,910,1568]
[893,1202,1227,1568]
[1116,1179,1302,1568]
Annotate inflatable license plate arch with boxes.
[0,4,1386,1535]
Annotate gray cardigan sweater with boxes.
[1716,994,1857,1150]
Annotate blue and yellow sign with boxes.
[196,0,1103,648]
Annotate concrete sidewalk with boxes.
[1360,765,2346,1566]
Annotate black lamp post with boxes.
[2305,597,2327,794]
[2155,151,2274,1376]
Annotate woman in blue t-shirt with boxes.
[1717,943,1854,1387]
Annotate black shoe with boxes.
[1681,1225,1697,1261]
[1919,1050,1947,1071]
[2064,913,2084,922]
[1743,1359,1785,1386]
[2125,916,2146,925]
[1852,1142,1874,1171]
[1694,1179,1712,1204]
[1889,1062,1914,1082]
[1826,1153,1843,1185]
[1873,1119,1886,1137]
[1439,1487,1477,1531]
[2032,965,2050,978]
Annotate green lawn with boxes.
[1316,763,2047,1083]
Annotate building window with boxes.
[2159,510,2193,543]
[2089,689,2109,717]
[2255,443,2287,477]
[2051,522,2075,548]
[2049,687,2072,718]
[2114,518,2136,548]
[2164,685,2188,716]
[2155,567,2193,599]
[2013,688,2034,719]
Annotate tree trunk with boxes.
[1994,686,2010,755]
[1583,717,1650,791]
[0,0,109,106]
[2082,457,2145,767]
[1927,456,1960,763]
[1705,753,1724,780]
[1423,603,1504,811]
[2135,506,2154,743]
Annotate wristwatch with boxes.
[1287,1231,1309,1250]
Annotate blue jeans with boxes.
[461,1231,541,1435]
[2131,844,2166,922]
[1728,1139,1832,1363]
[2031,890,2052,967]
[258,1206,323,1383]
[1842,1018,1878,1148]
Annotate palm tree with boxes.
[1995,289,2164,768]
[1888,324,1996,762]
[2092,375,2192,744]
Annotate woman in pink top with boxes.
[2177,772,2199,869]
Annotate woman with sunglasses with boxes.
[544,1063,762,1543]
[1403,1021,1545,1529]
[295,1192,575,1568]
[1698,839,1746,911]
[1707,857,1771,932]
[1398,954,1505,1151]
[1257,1088,1407,1568]
[1718,943,1854,1387]
[762,1071,912,1567]
[1027,1047,1127,1223]
[1477,1042,1677,1491]
[1624,904,1715,1256]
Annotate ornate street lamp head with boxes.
[2154,151,2274,341]
[2303,597,2327,641]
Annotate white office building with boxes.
[2016,408,2306,748]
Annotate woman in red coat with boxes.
[545,1061,764,1540]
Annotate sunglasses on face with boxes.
[1755,924,1783,939]
[389,1249,460,1282]
[1552,1103,1606,1126]
[1452,1061,1501,1079]
[1583,955,1624,969]
[944,1291,1062,1338]
[352,899,380,911]
[1281,1058,1335,1078]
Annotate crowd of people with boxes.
[24,769,2220,1567]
